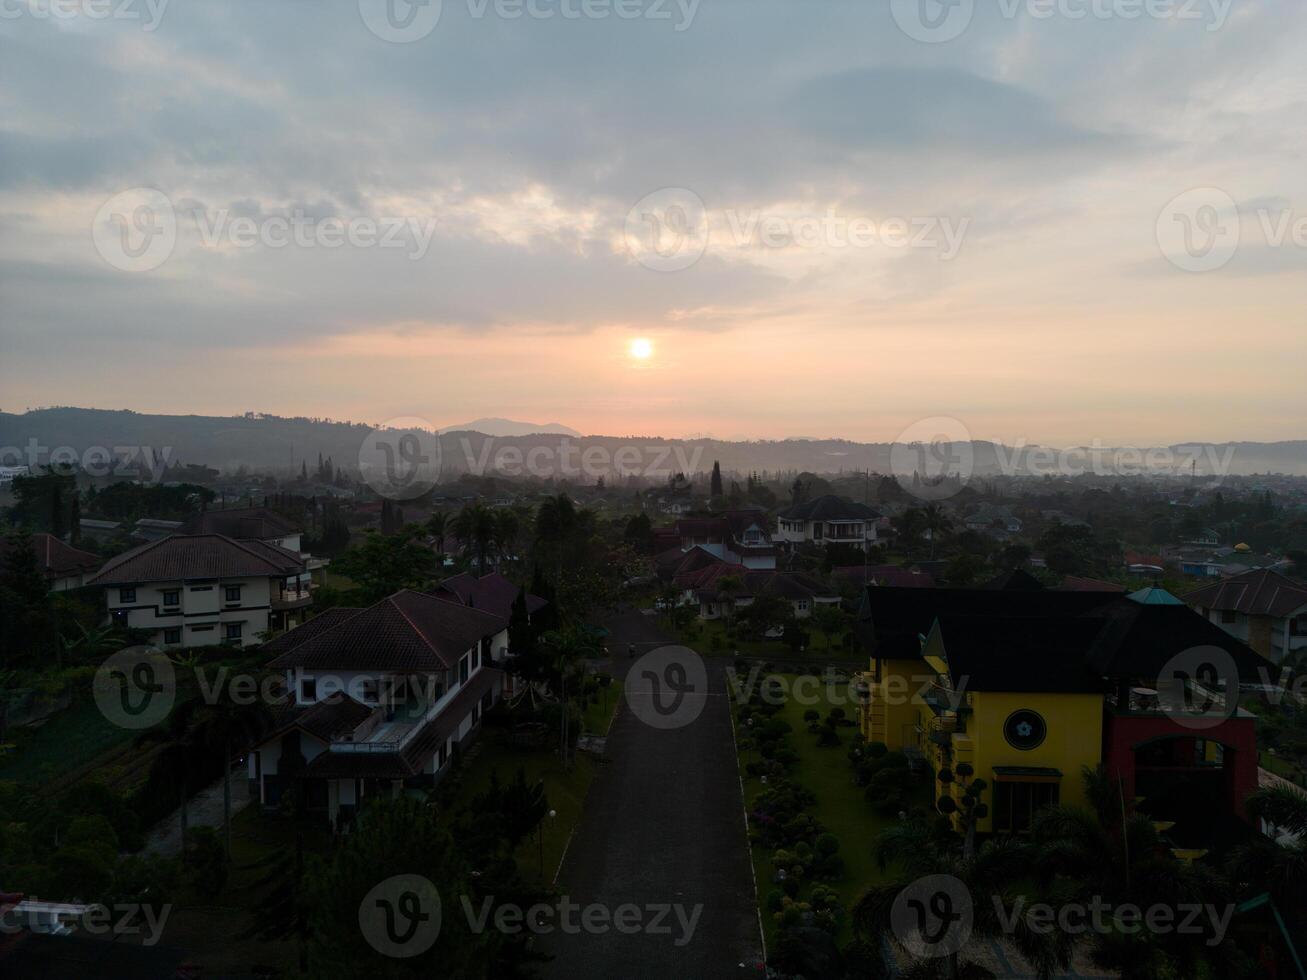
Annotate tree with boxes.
[922,503,953,560]
[331,528,439,604]
[716,574,743,626]
[452,503,497,573]
[0,527,58,669]
[303,796,484,977]
[426,511,448,557]
[809,604,846,652]
[852,812,1054,979]
[1227,786,1307,932]
[710,461,724,498]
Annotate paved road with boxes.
[140,766,251,857]
[539,608,764,979]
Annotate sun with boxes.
[628,337,654,361]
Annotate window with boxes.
[458,655,469,685]
[796,600,809,612]
[224,622,243,641]
[225,586,242,603]
[191,624,215,633]
[300,677,317,702]
[162,590,180,608]
[1221,609,1237,624]
[119,588,136,604]
[164,628,181,644]
[992,781,1060,834]
[472,646,480,671]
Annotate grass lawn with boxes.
[733,674,929,949]
[450,683,622,885]
[0,693,137,786]
[677,618,863,663]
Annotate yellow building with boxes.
[855,577,1268,837]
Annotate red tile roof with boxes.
[180,507,300,540]
[267,589,506,672]
[430,571,546,620]
[1183,569,1307,618]
[86,533,304,586]
[0,533,101,580]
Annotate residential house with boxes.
[672,510,776,569]
[964,504,1024,535]
[0,533,101,592]
[776,495,881,551]
[856,580,1268,842]
[672,561,837,620]
[1183,569,1307,663]
[250,590,509,829]
[86,534,311,647]
[431,570,548,620]
[180,506,303,553]
[0,466,30,491]
[831,565,936,589]
[131,518,184,542]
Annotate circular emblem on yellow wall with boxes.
[1003,709,1047,751]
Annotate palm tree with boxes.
[452,503,497,573]
[1029,767,1234,979]
[427,511,448,559]
[716,574,743,626]
[494,508,521,566]
[922,503,954,560]
[538,628,599,767]
[852,812,1057,979]
[190,677,277,862]
[1227,785,1307,929]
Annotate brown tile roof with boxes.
[180,506,300,540]
[430,571,546,620]
[1183,569,1307,618]
[0,533,101,580]
[1058,576,1128,593]
[267,692,376,744]
[267,589,506,672]
[86,533,304,587]
[261,607,362,654]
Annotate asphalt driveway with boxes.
[538,608,764,979]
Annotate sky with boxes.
[2,0,1306,448]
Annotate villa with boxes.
[856,574,1270,844]
[86,533,311,646]
[776,495,880,551]
[249,589,510,829]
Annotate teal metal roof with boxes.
[1127,586,1185,606]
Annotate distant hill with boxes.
[0,408,1304,479]
[438,418,580,437]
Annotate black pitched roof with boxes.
[779,495,880,522]
[267,590,506,672]
[933,615,1108,693]
[180,506,300,540]
[857,584,1116,660]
